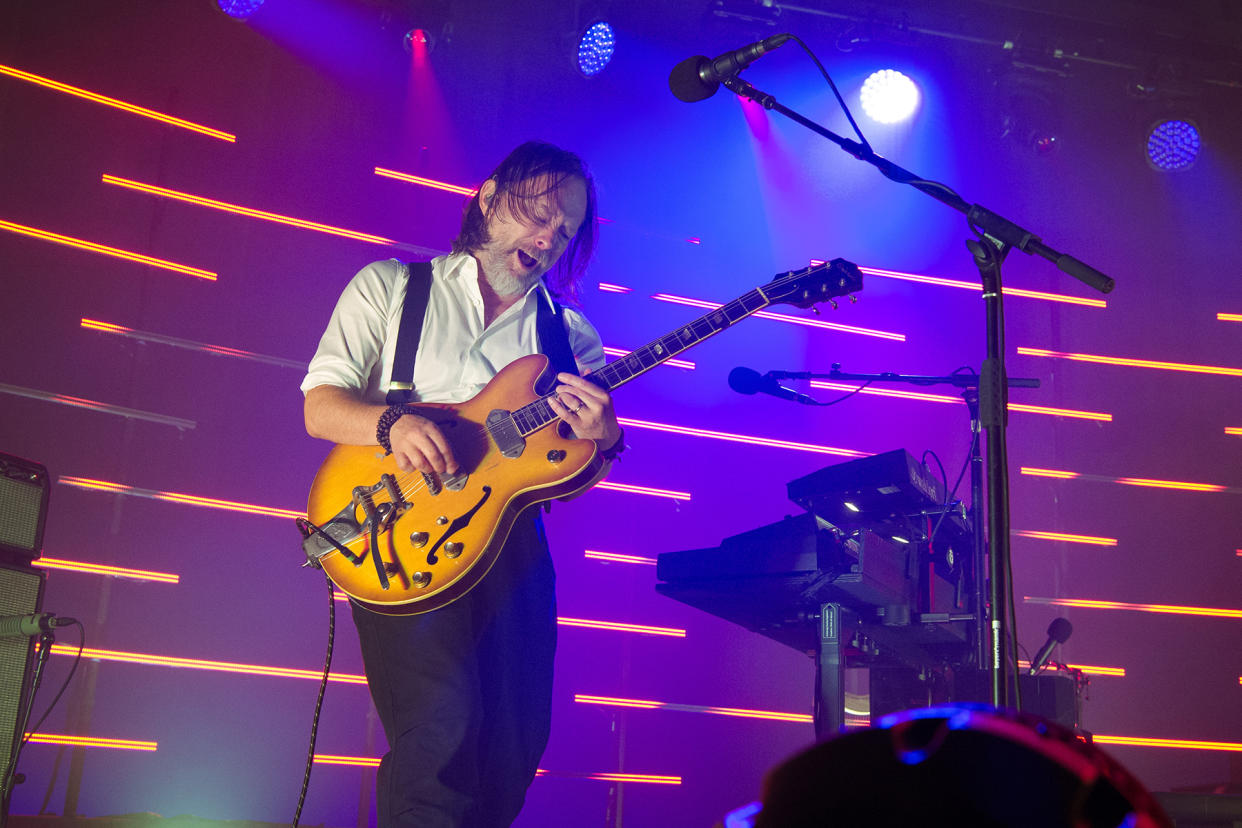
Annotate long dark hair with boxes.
[452,141,598,300]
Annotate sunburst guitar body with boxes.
[302,259,864,614]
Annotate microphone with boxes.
[1028,617,1072,675]
[0,613,75,639]
[669,33,793,103]
[728,367,817,405]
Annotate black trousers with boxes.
[352,512,557,828]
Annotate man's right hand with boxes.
[387,412,459,475]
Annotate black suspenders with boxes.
[385,260,578,405]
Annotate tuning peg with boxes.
[849,294,858,303]
[811,306,821,316]
[830,299,839,310]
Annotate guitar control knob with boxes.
[444,541,464,559]
[436,515,448,525]
[411,571,431,588]
[410,531,429,548]
[546,449,567,464]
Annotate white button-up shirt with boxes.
[301,255,605,404]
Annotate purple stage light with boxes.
[215,0,265,20]
[1146,119,1200,171]
[577,21,615,77]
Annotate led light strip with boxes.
[0,63,235,142]
[574,693,813,722]
[598,283,632,293]
[1016,660,1125,677]
[1092,735,1242,753]
[1012,530,1118,546]
[1226,427,1241,436]
[312,754,682,783]
[373,167,476,195]
[810,381,1112,422]
[101,174,397,245]
[584,550,657,566]
[1017,346,1242,377]
[603,347,694,370]
[35,557,179,583]
[854,265,1107,307]
[617,417,869,457]
[1025,597,1242,620]
[48,643,366,684]
[594,481,691,500]
[59,476,305,519]
[82,318,308,370]
[0,382,196,429]
[651,293,904,340]
[24,734,157,751]
[1218,313,1242,322]
[0,218,217,279]
[556,617,685,637]
[1019,468,1230,493]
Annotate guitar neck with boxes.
[510,285,776,437]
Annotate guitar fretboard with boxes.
[507,286,774,438]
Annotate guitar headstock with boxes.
[763,258,864,309]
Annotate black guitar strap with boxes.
[386,261,577,404]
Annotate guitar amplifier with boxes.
[0,453,50,565]
[0,562,46,793]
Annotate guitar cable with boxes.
[292,572,336,828]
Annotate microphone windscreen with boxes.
[728,367,763,395]
[669,56,717,103]
[1048,617,1073,643]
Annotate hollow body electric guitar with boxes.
[301,259,864,615]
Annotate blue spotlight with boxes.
[576,21,615,78]
[860,69,919,124]
[216,0,265,19]
[1146,119,1201,171]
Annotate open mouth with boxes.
[517,249,539,270]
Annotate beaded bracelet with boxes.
[376,404,417,454]
[599,428,626,462]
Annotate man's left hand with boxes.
[548,371,622,449]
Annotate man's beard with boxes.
[479,246,542,298]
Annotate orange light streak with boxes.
[1092,735,1242,752]
[0,381,198,429]
[854,265,1108,307]
[810,381,1112,421]
[102,174,397,245]
[1020,468,1230,492]
[1016,660,1125,677]
[81,318,308,370]
[1115,477,1226,492]
[584,550,657,566]
[603,347,694,369]
[556,617,685,637]
[0,63,235,142]
[312,754,681,782]
[1025,596,1242,620]
[1017,346,1242,377]
[1013,530,1118,546]
[0,218,217,279]
[616,417,869,457]
[315,754,379,767]
[48,643,367,684]
[594,481,691,500]
[59,476,304,520]
[1218,313,1242,322]
[650,294,905,340]
[372,166,476,195]
[574,694,812,723]
[25,734,157,751]
[1226,427,1242,436]
[1020,467,1081,479]
[598,282,632,293]
[35,557,179,583]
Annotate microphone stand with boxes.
[724,73,1115,707]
